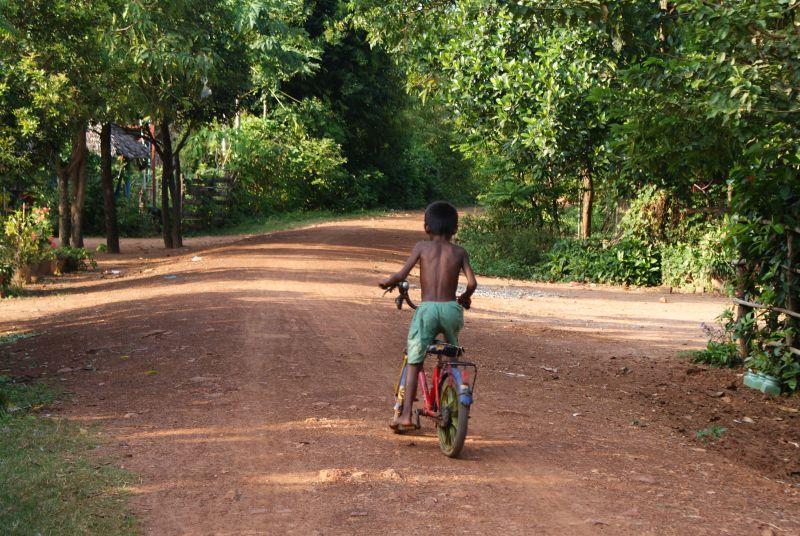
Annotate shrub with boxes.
[661,224,733,291]
[2,205,56,270]
[538,237,662,286]
[457,215,557,279]
[54,246,95,272]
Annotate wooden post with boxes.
[787,230,797,349]
[580,168,593,239]
[150,123,157,207]
[734,260,751,362]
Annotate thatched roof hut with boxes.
[86,124,151,160]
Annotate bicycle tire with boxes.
[437,378,469,457]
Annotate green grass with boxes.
[695,425,727,443]
[0,332,38,346]
[186,208,387,237]
[0,377,135,535]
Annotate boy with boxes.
[379,201,478,430]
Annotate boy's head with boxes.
[424,201,458,238]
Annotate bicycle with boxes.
[383,280,478,458]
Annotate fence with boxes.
[732,222,799,361]
[182,174,234,230]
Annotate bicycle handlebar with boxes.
[382,280,417,310]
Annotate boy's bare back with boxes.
[415,239,468,302]
[381,237,477,306]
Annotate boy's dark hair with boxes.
[424,201,458,237]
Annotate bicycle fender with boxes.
[450,367,473,406]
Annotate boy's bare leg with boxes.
[392,363,420,427]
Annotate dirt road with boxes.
[2,213,799,535]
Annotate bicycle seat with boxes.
[426,340,464,358]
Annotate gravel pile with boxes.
[458,284,560,300]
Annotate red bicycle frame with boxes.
[416,360,473,420]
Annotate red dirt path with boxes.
[1,213,799,535]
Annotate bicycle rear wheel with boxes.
[437,379,469,457]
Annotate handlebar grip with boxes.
[395,295,404,309]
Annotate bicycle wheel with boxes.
[437,378,469,457]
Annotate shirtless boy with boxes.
[379,201,478,430]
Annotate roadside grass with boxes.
[186,208,387,237]
[0,332,38,346]
[0,376,135,535]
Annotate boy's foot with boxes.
[389,422,419,432]
[389,418,417,431]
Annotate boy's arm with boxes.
[379,243,421,288]
[457,251,478,308]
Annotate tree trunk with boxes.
[580,168,594,239]
[160,119,174,249]
[171,151,183,248]
[55,159,71,247]
[69,128,88,248]
[100,123,121,253]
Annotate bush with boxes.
[457,215,557,279]
[54,246,95,272]
[661,224,733,291]
[538,237,662,286]
[2,205,56,270]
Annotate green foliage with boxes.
[0,0,110,178]
[539,237,662,287]
[54,246,96,272]
[692,342,740,369]
[691,311,742,368]
[194,208,384,237]
[695,425,727,443]
[457,215,556,279]
[187,109,349,214]
[661,224,734,291]
[743,321,799,392]
[2,205,56,269]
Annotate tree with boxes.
[350,1,625,235]
[0,0,111,247]
[116,0,315,248]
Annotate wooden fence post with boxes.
[734,260,752,362]
[787,230,797,349]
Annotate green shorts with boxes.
[406,301,464,365]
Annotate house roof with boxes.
[86,124,151,160]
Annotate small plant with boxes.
[55,246,96,271]
[691,311,742,368]
[695,425,727,443]
[95,243,108,253]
